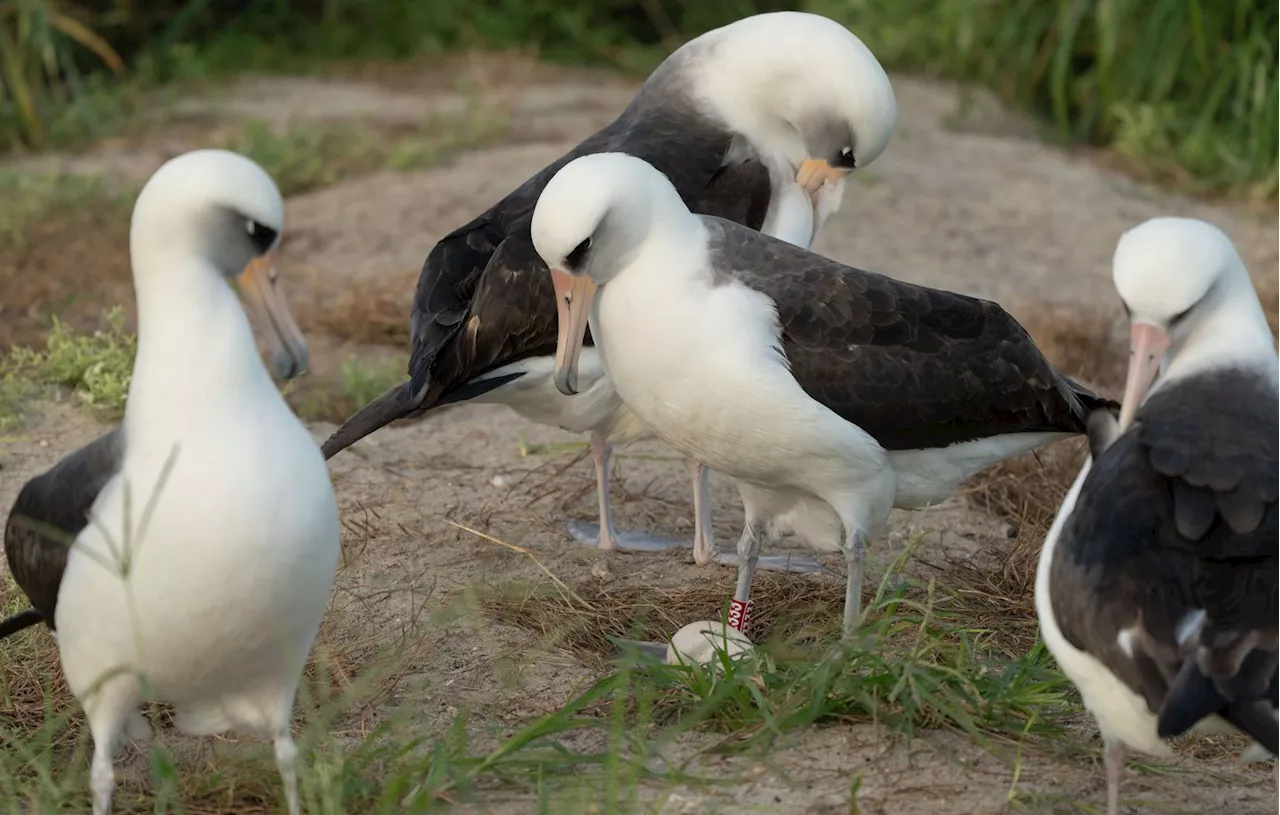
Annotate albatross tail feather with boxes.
[320,382,418,459]
[1159,655,1279,756]
[1062,375,1120,432]
[0,608,44,639]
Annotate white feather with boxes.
[53,151,339,815]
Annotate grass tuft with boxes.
[340,355,409,413]
[0,625,660,813]
[0,307,136,429]
[817,0,1279,196]
[5,1,1273,196]
[0,0,126,151]
[0,479,640,814]
[0,170,127,250]
[221,106,510,196]
[286,354,408,425]
[483,548,1075,749]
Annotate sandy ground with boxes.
[1,54,1277,814]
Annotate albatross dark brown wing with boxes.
[702,217,1114,450]
[1049,369,1278,753]
[321,79,775,460]
[3,428,123,637]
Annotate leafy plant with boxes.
[814,0,1278,195]
[0,305,135,427]
[0,0,125,150]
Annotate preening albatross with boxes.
[1,150,340,815]
[1036,217,1278,815]
[318,11,896,573]
[532,152,1115,639]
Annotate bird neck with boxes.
[126,255,281,441]
[1161,278,1277,387]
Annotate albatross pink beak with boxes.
[551,268,596,396]
[238,250,309,380]
[795,159,851,204]
[1118,322,1171,431]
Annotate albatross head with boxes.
[531,153,688,396]
[130,149,307,379]
[1111,217,1268,429]
[678,12,896,226]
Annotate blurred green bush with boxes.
[2,0,1275,195]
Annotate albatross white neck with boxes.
[126,251,280,439]
[1159,272,1278,387]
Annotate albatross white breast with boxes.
[318,11,896,576]
[1035,217,1278,815]
[530,151,1114,640]
[2,150,340,815]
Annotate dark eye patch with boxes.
[565,237,591,269]
[245,219,279,254]
[834,146,856,169]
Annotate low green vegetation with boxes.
[3,0,1275,196]
[0,169,129,249]
[0,0,126,151]
[0,307,135,429]
[338,355,409,411]
[223,107,510,197]
[285,354,409,425]
[1,550,1080,813]
[814,0,1279,197]
[0,311,414,429]
[0,630,649,813]
[0,3,1268,809]
[484,541,1075,752]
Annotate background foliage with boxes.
[1,0,1276,196]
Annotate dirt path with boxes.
[1,56,1276,814]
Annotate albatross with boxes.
[532,152,1116,638]
[1035,217,1277,815]
[319,11,896,573]
[1,150,340,815]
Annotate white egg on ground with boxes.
[665,621,754,666]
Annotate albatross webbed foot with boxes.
[566,520,693,553]
[710,527,822,573]
[611,638,672,669]
[573,434,695,554]
[712,551,824,574]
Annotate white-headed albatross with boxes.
[530,152,1116,639]
[318,11,896,574]
[1,150,340,815]
[1035,217,1277,815]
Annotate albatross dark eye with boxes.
[246,219,279,254]
[565,237,592,269]
[834,146,856,169]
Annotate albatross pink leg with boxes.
[690,460,716,565]
[728,521,762,633]
[687,458,822,574]
[1104,739,1125,815]
[715,545,823,574]
[566,435,694,553]
[591,434,620,552]
[566,451,815,573]
[842,529,868,638]
[712,523,823,574]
